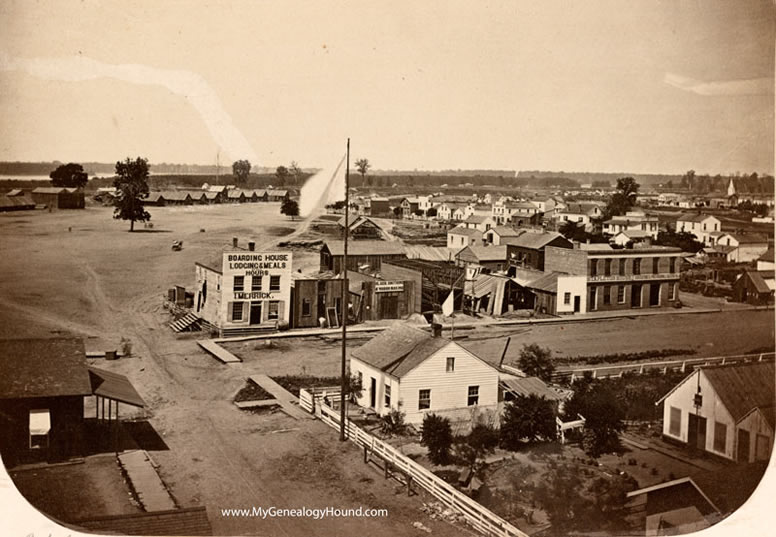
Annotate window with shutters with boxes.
[251,276,262,291]
[268,301,279,320]
[270,275,281,291]
[468,386,479,406]
[231,301,244,321]
[419,389,431,410]
[233,275,245,292]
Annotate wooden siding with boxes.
[400,342,500,424]
[380,263,423,314]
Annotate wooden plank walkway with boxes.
[249,375,314,420]
[197,339,241,363]
[234,399,279,409]
[118,450,177,512]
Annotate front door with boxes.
[369,377,376,408]
[249,302,262,324]
[380,294,399,319]
[688,414,707,451]
[649,284,660,306]
[573,296,580,313]
[737,428,751,462]
[631,284,642,308]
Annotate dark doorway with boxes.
[688,414,707,451]
[380,294,399,319]
[250,302,262,324]
[631,284,642,308]
[574,296,580,313]
[196,292,201,313]
[738,428,750,462]
[649,284,660,306]
[369,377,376,408]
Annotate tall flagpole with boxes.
[340,138,350,441]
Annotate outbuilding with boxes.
[30,187,85,209]
[319,240,406,273]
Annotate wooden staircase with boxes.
[169,312,201,332]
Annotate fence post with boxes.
[385,461,391,479]
[407,475,413,497]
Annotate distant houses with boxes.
[143,186,290,207]
[30,187,85,209]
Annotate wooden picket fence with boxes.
[309,400,528,537]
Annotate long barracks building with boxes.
[545,244,683,311]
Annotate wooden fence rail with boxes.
[309,400,528,537]
[553,352,775,383]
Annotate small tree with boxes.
[455,422,500,469]
[232,159,251,185]
[50,162,88,188]
[355,158,371,186]
[421,413,453,465]
[281,198,299,220]
[500,395,557,449]
[426,207,438,218]
[290,161,302,184]
[392,206,402,218]
[113,157,151,232]
[276,165,289,184]
[379,409,408,436]
[566,382,624,458]
[603,177,640,219]
[517,343,555,381]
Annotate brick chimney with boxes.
[431,323,442,338]
[232,237,238,248]
[248,241,255,251]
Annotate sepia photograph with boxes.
[0,1,774,536]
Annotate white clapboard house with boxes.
[657,361,774,464]
[349,323,501,425]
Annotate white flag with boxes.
[298,153,346,218]
[441,291,455,317]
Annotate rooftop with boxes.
[449,226,483,237]
[351,322,450,378]
[323,240,405,257]
[502,231,568,249]
[0,338,92,399]
[75,506,212,536]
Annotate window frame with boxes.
[617,285,625,304]
[301,298,312,317]
[418,389,431,410]
[633,258,641,275]
[233,275,245,292]
[268,300,280,320]
[251,275,262,292]
[563,292,571,305]
[269,275,281,292]
[446,357,455,372]
[713,421,727,453]
[669,407,681,437]
[232,301,244,321]
[384,384,391,408]
[467,385,480,406]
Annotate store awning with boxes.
[88,367,145,408]
[29,409,51,435]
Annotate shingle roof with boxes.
[323,240,405,256]
[502,231,567,249]
[677,212,719,223]
[702,361,775,423]
[32,187,66,194]
[525,271,561,293]
[562,202,603,215]
[89,367,145,407]
[488,226,522,238]
[351,323,450,378]
[0,338,92,399]
[449,226,482,237]
[457,245,507,262]
[743,271,775,294]
[75,506,213,536]
[464,214,492,224]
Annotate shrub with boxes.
[421,414,453,465]
[500,395,557,450]
[379,409,408,436]
[517,343,555,381]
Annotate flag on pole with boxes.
[441,291,455,317]
[298,153,347,218]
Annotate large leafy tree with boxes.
[420,413,453,465]
[603,177,640,220]
[50,162,88,188]
[500,395,557,449]
[280,198,299,220]
[232,160,251,185]
[654,230,704,253]
[564,379,624,458]
[517,343,555,381]
[113,157,151,232]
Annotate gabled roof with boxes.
[615,230,653,239]
[208,185,228,192]
[146,192,165,203]
[758,248,774,262]
[658,361,775,424]
[504,201,538,210]
[562,202,603,215]
[404,245,453,262]
[457,245,507,262]
[449,226,482,238]
[502,231,568,249]
[525,271,561,293]
[323,240,405,257]
[677,212,719,223]
[88,367,145,407]
[6,189,23,196]
[204,191,220,199]
[720,232,769,245]
[741,271,775,294]
[0,338,92,399]
[163,191,192,201]
[227,190,246,198]
[267,189,288,196]
[351,323,450,378]
[464,214,492,224]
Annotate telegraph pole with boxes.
[340,138,350,441]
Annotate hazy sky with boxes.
[0,0,773,174]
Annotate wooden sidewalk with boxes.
[249,375,313,420]
[197,340,241,363]
[118,450,177,512]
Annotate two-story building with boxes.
[195,241,293,335]
[544,244,683,311]
[602,210,660,239]
[657,361,773,464]
[502,231,572,271]
[447,225,482,250]
[554,202,605,230]
[713,233,769,263]
[350,323,501,425]
[675,213,722,245]
[461,214,496,232]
